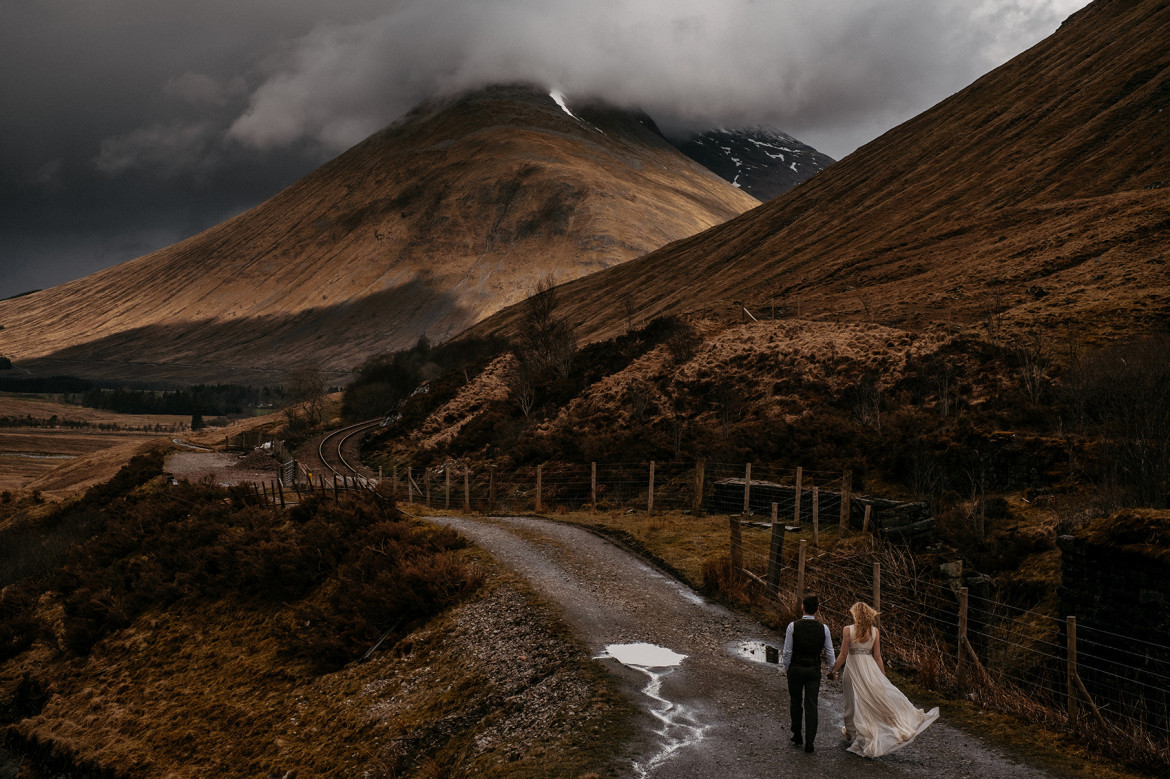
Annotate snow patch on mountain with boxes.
[671,126,835,201]
[550,90,577,120]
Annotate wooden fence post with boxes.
[767,502,784,593]
[445,462,451,510]
[743,463,753,514]
[793,467,803,525]
[648,460,656,514]
[839,469,852,534]
[489,465,497,513]
[730,516,743,576]
[536,464,543,513]
[812,486,820,547]
[862,504,872,534]
[797,540,807,603]
[1064,616,1105,729]
[277,480,285,509]
[591,462,597,513]
[693,460,705,516]
[958,587,969,688]
[464,468,471,513]
[1068,616,1078,729]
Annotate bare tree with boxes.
[850,370,883,433]
[716,383,746,436]
[665,318,701,364]
[626,380,654,424]
[287,365,327,430]
[504,360,536,418]
[520,274,577,378]
[1015,330,1050,404]
[932,359,958,418]
[981,288,1008,346]
[622,293,637,334]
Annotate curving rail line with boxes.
[317,418,382,481]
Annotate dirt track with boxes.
[431,515,1055,778]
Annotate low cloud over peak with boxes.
[225,0,1088,159]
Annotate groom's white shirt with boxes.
[781,615,836,672]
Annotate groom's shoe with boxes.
[791,733,803,745]
[804,744,814,753]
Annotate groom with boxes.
[781,594,836,753]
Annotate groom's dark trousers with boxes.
[788,665,821,744]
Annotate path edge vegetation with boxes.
[0,450,637,778]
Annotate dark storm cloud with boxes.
[0,0,1088,300]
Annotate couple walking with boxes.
[781,594,938,756]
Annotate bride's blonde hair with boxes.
[849,601,879,643]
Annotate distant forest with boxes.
[0,375,283,416]
[81,385,283,416]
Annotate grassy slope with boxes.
[5,573,633,778]
[0,457,634,777]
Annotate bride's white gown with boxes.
[842,625,939,757]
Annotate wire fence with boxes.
[742,531,1170,764]
[381,457,1168,767]
[383,460,849,526]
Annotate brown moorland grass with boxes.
[1,392,320,499]
[0,431,167,495]
[5,575,634,778]
[0,457,634,777]
[0,393,186,496]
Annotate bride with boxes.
[827,602,939,757]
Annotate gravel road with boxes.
[431,515,1055,779]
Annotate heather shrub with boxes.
[0,459,481,669]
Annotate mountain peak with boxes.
[0,84,758,385]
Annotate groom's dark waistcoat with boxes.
[790,618,827,669]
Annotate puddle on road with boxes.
[730,639,780,665]
[600,643,686,668]
[597,643,707,777]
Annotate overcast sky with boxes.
[0,0,1091,301]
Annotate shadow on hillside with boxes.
[17,282,476,387]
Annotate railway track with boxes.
[316,418,383,482]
